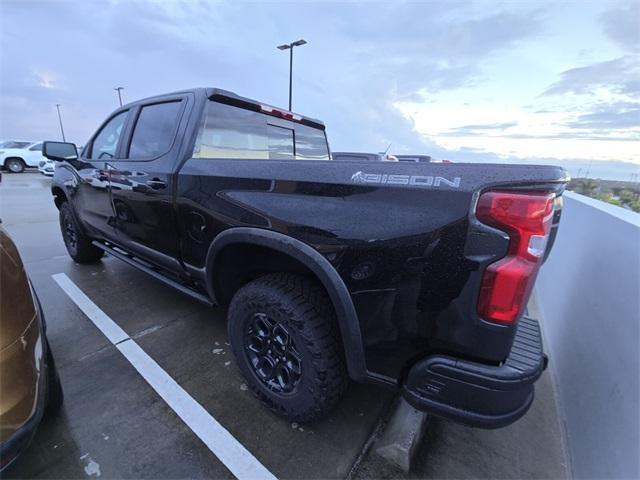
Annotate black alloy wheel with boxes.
[58,203,104,263]
[62,211,78,254]
[228,273,348,422]
[244,312,302,395]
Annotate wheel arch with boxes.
[206,227,369,382]
[51,185,68,209]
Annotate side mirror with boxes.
[43,141,78,161]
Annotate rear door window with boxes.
[128,101,183,159]
[194,101,329,160]
[89,111,128,160]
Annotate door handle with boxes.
[146,179,167,190]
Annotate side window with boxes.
[29,143,43,151]
[194,102,268,159]
[128,101,182,159]
[89,111,128,160]
[294,125,330,160]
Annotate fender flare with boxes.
[206,227,369,382]
[51,175,90,237]
[51,183,69,206]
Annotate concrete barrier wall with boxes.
[535,192,640,479]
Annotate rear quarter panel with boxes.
[176,158,567,381]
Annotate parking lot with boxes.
[1,172,568,479]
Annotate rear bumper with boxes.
[402,315,547,429]
[0,377,45,471]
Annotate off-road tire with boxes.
[228,273,348,423]
[44,340,63,416]
[59,202,104,263]
[5,158,25,173]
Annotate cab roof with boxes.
[124,87,325,130]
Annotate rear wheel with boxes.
[228,273,348,422]
[59,202,104,263]
[5,158,25,173]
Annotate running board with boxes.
[92,241,214,307]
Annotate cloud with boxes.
[600,3,640,52]
[564,102,640,130]
[444,121,518,136]
[540,4,639,100]
[3,0,637,177]
[0,0,546,152]
[31,69,58,89]
[540,55,640,97]
[502,132,639,142]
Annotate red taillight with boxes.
[259,104,302,122]
[476,191,555,325]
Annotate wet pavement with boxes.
[0,173,567,479]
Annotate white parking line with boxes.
[52,273,277,480]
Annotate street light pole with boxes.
[55,104,66,142]
[277,39,307,111]
[288,47,293,112]
[114,87,124,107]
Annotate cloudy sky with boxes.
[1,0,639,179]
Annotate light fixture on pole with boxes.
[276,39,307,111]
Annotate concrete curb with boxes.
[374,398,429,473]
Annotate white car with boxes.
[0,141,47,173]
[38,159,56,176]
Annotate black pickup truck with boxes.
[44,88,568,427]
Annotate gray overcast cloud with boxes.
[1,0,639,178]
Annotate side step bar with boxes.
[92,241,214,307]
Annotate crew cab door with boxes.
[74,109,130,240]
[108,94,192,271]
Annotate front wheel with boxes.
[5,158,25,173]
[228,273,348,423]
[59,203,104,263]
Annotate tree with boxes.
[576,179,599,197]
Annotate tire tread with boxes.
[59,202,104,263]
[228,273,348,422]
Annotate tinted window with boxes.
[29,143,43,151]
[129,101,182,159]
[194,101,329,160]
[295,124,330,160]
[90,111,128,159]
[195,102,268,159]
[0,141,31,149]
[267,124,294,159]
